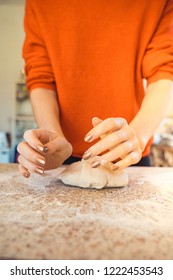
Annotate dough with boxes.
[59,159,128,189]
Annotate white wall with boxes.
[0,1,25,133]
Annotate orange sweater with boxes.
[23,0,173,158]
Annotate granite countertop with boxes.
[0,164,173,260]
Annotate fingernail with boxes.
[43,146,48,152]
[100,159,107,166]
[36,168,44,174]
[36,157,45,165]
[111,164,119,171]
[92,161,100,168]
[24,173,29,178]
[37,145,44,152]
[84,134,93,142]
[83,151,92,160]
[100,159,114,170]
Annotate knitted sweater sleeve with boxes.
[23,0,56,92]
[142,0,173,85]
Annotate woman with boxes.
[18,0,173,178]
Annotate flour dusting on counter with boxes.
[0,164,173,260]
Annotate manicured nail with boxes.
[84,134,93,142]
[100,159,114,170]
[36,168,44,174]
[37,145,44,152]
[111,164,119,171]
[100,159,107,166]
[24,173,29,178]
[92,161,100,168]
[43,146,48,152]
[36,157,45,165]
[83,151,92,160]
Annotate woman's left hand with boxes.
[83,117,143,170]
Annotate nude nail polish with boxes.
[84,134,92,142]
[37,145,44,152]
[83,151,92,160]
[24,173,29,178]
[36,168,44,174]
[111,164,119,171]
[100,160,115,170]
[92,161,100,168]
[100,159,107,166]
[36,158,45,165]
[43,146,48,152]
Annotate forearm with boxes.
[130,79,173,151]
[30,88,64,136]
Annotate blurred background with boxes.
[0,0,173,166]
[0,0,36,163]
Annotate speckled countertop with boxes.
[0,164,173,260]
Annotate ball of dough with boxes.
[59,159,128,189]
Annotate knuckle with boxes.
[130,150,142,163]
[137,148,142,159]
[120,130,129,140]
[23,129,35,140]
[121,118,127,125]
[106,118,127,131]
[107,118,116,128]
[119,145,127,158]
[130,152,138,162]
[130,127,136,137]
[17,142,22,153]
[115,117,127,127]
[29,130,35,138]
[17,155,21,164]
[17,141,26,153]
[135,138,141,148]
[23,130,30,139]
[111,132,118,143]
[125,141,133,151]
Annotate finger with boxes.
[94,159,115,170]
[84,117,126,142]
[112,149,142,170]
[92,117,111,141]
[90,139,139,168]
[18,164,30,178]
[45,136,69,154]
[92,117,103,127]
[23,130,46,153]
[18,154,44,175]
[83,130,130,160]
[17,142,46,166]
[102,139,139,162]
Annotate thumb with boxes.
[45,136,68,154]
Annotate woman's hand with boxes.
[17,129,72,178]
[83,117,143,170]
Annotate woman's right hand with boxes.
[17,129,73,178]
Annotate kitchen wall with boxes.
[0,0,25,133]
